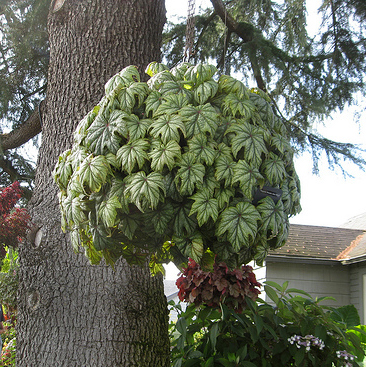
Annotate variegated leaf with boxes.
[175,153,205,195]
[189,190,218,226]
[78,154,112,192]
[216,202,260,251]
[126,171,166,211]
[180,103,219,139]
[149,115,186,144]
[149,140,182,171]
[116,139,149,173]
[233,160,264,199]
[188,133,217,165]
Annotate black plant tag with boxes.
[252,186,282,205]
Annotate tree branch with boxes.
[1,100,44,151]
[209,0,267,90]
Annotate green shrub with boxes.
[169,281,364,366]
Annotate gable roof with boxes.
[339,212,366,231]
[268,224,365,262]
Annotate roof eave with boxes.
[266,254,342,265]
[341,254,366,265]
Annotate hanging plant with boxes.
[53,62,301,273]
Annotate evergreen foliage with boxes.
[164,0,366,172]
[0,0,50,189]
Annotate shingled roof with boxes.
[269,224,366,261]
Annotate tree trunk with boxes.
[17,1,169,366]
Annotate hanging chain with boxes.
[184,0,196,62]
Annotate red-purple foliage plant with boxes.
[0,181,30,256]
[176,258,261,312]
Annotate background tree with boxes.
[163,0,366,172]
[16,1,169,366]
[0,0,49,197]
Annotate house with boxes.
[260,213,366,323]
[164,213,366,322]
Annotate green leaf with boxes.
[63,195,87,226]
[330,305,361,328]
[126,171,166,211]
[170,62,191,79]
[149,114,186,144]
[216,202,260,251]
[149,140,182,171]
[264,284,280,305]
[108,176,130,213]
[145,61,169,77]
[145,202,175,235]
[172,201,197,236]
[125,114,151,141]
[209,322,219,350]
[214,155,236,187]
[271,133,293,156]
[105,74,124,94]
[116,139,150,173]
[53,149,73,190]
[98,195,122,228]
[189,190,219,226]
[219,75,248,99]
[262,152,287,184]
[188,133,217,165]
[119,65,141,85]
[86,109,128,155]
[180,103,219,139]
[215,142,233,160]
[214,186,235,210]
[185,64,217,85]
[121,246,149,266]
[78,154,111,192]
[69,146,88,171]
[257,197,287,239]
[119,215,140,239]
[173,232,204,262]
[223,94,256,118]
[90,224,113,251]
[227,121,268,165]
[233,160,264,199]
[194,80,218,104]
[145,90,163,117]
[159,80,189,96]
[175,153,206,195]
[249,92,274,128]
[196,165,220,194]
[155,93,189,116]
[117,82,149,112]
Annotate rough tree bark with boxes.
[17,1,169,366]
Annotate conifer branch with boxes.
[1,100,44,152]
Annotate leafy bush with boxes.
[176,258,261,312]
[53,62,301,272]
[0,181,30,254]
[1,317,16,367]
[169,281,364,366]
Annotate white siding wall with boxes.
[266,261,350,308]
[350,263,366,324]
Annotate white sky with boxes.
[164,0,366,279]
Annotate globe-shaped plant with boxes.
[53,62,301,273]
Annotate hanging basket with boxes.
[53,62,301,272]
